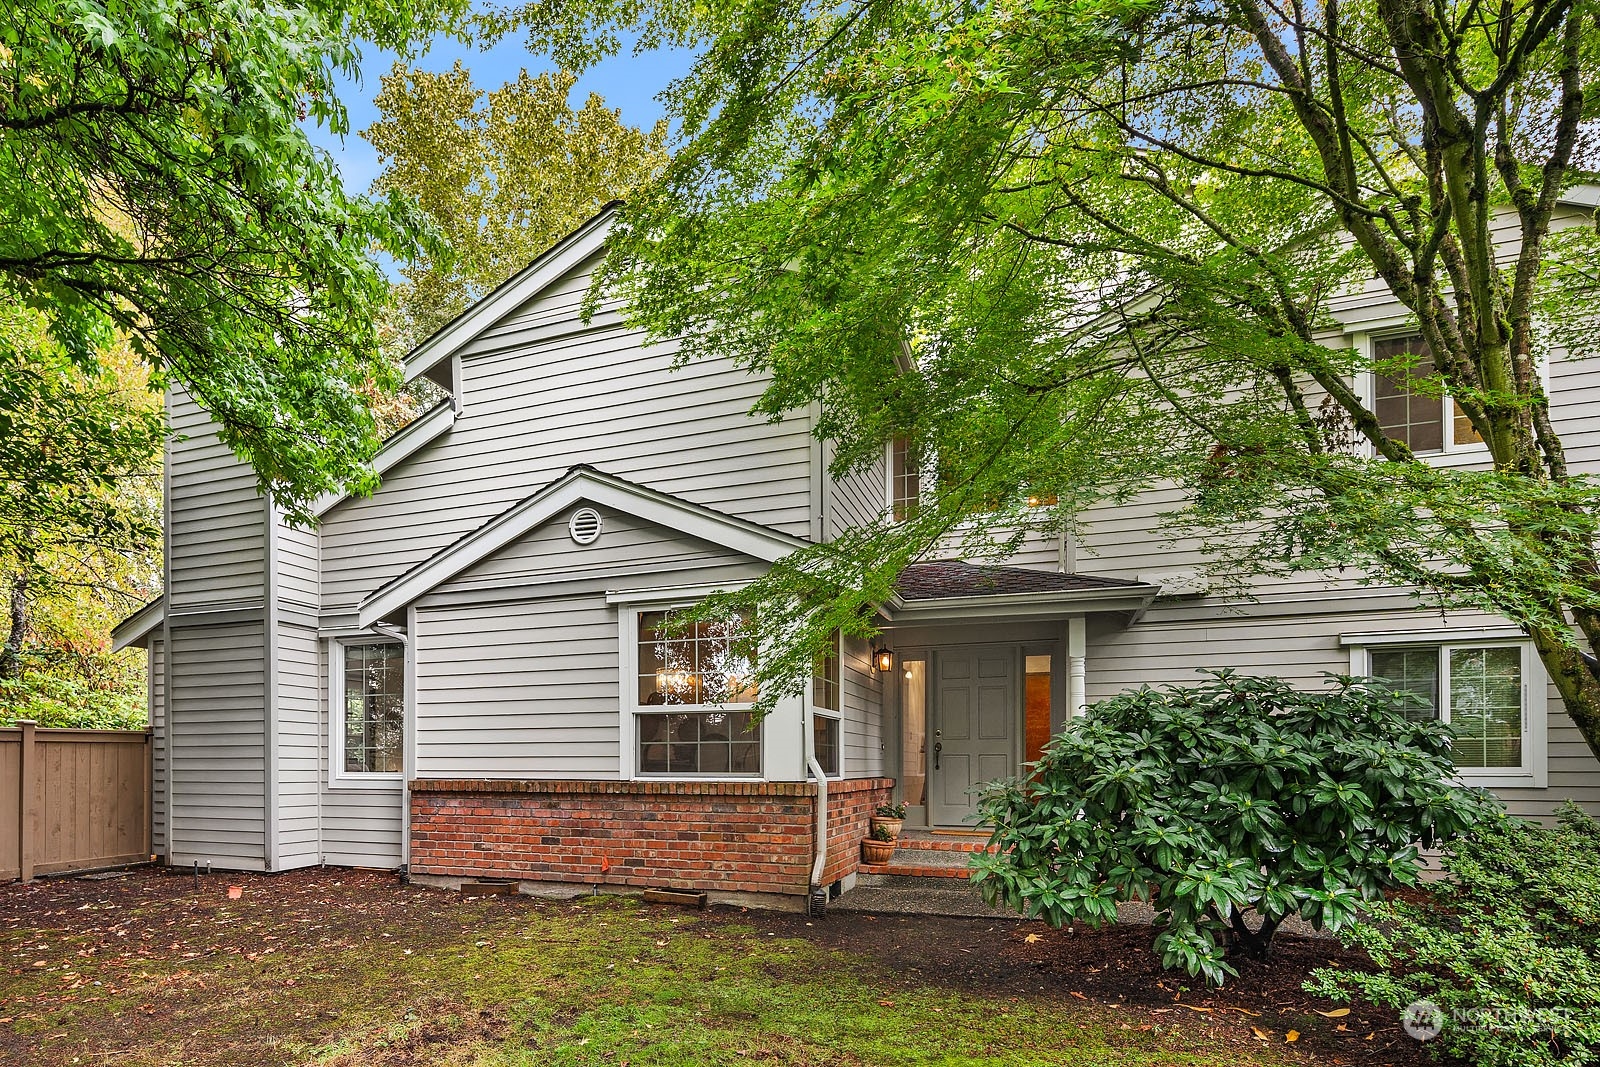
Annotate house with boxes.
[113,200,1600,910]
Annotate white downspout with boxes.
[808,755,828,891]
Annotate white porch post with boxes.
[1067,616,1087,717]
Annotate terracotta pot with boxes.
[870,816,904,841]
[861,838,896,865]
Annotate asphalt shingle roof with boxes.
[895,560,1146,601]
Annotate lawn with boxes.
[0,869,1425,1066]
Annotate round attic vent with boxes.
[568,507,603,545]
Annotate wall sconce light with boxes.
[872,645,895,673]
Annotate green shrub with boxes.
[971,670,1493,984]
[1308,804,1600,1066]
[0,673,147,730]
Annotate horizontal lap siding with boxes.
[150,640,167,856]
[277,623,321,868]
[318,253,814,613]
[415,597,620,779]
[168,388,263,609]
[414,511,773,781]
[841,635,883,777]
[825,441,883,538]
[434,509,767,597]
[277,522,319,610]
[1090,606,1599,820]
[167,622,266,868]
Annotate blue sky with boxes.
[306,27,696,195]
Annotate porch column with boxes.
[1066,616,1087,717]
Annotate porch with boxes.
[877,561,1158,831]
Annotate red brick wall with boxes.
[409,778,894,898]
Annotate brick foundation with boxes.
[408,777,894,899]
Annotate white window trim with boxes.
[1353,326,1492,465]
[808,629,845,780]
[1347,634,1548,789]
[617,598,766,783]
[327,637,406,791]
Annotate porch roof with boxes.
[886,561,1158,624]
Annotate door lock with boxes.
[933,741,942,770]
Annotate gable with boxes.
[357,466,803,627]
[425,504,769,605]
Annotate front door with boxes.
[929,647,1019,827]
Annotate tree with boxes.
[501,0,1600,755]
[973,671,1493,984]
[364,62,668,360]
[2,0,465,524]
[0,304,162,727]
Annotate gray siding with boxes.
[841,634,884,777]
[166,622,266,869]
[276,622,321,868]
[825,441,885,539]
[1088,605,1597,821]
[278,521,319,610]
[415,596,620,778]
[318,251,815,614]
[149,639,167,857]
[167,387,264,609]
[413,510,772,779]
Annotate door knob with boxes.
[933,741,942,770]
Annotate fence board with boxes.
[1,724,151,882]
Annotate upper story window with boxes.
[1372,334,1482,454]
[332,641,405,784]
[635,610,760,776]
[889,437,921,521]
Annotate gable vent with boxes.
[568,507,603,545]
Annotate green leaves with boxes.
[973,670,1494,984]
[1,0,463,523]
[1312,804,1600,1067]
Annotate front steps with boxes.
[835,831,1024,918]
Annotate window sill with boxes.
[327,773,405,792]
[629,775,766,784]
[1454,769,1543,790]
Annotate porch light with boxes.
[872,645,895,673]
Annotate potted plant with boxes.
[861,822,896,865]
[870,802,907,841]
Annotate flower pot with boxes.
[861,838,896,865]
[870,816,904,841]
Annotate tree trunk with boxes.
[1227,911,1280,961]
[0,570,29,682]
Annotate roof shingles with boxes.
[895,560,1143,601]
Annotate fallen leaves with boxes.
[1314,1006,1352,1017]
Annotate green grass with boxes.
[2,876,1295,1067]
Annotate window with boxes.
[1372,334,1482,453]
[635,610,761,776]
[1368,643,1527,772]
[333,641,405,782]
[811,631,842,776]
[889,437,921,521]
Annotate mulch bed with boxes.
[1,867,1436,1066]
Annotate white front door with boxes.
[929,647,1019,827]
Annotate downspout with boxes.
[807,754,828,914]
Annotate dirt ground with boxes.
[0,867,1435,1067]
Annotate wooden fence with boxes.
[1,722,151,883]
